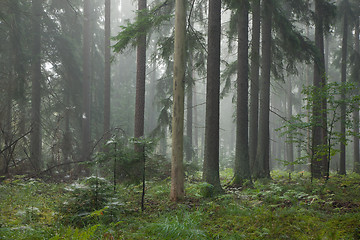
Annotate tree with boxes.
[104,0,111,142]
[233,0,252,186]
[203,0,222,192]
[253,0,273,179]
[354,14,360,173]
[31,0,42,172]
[249,0,261,172]
[339,0,350,175]
[81,0,91,166]
[311,0,328,179]
[170,0,186,201]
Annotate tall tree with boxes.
[31,0,42,171]
[134,0,147,149]
[253,0,273,179]
[81,0,91,165]
[339,0,349,175]
[185,58,193,163]
[249,0,261,172]
[104,0,111,142]
[233,0,252,186]
[286,79,294,172]
[170,0,186,201]
[353,15,360,173]
[203,0,222,192]
[311,0,328,179]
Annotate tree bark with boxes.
[339,0,348,175]
[249,0,261,172]
[233,2,252,186]
[185,58,193,163]
[31,0,42,172]
[203,0,222,192]
[287,79,294,172]
[170,0,186,201]
[104,0,111,142]
[81,0,91,167]
[134,0,147,153]
[311,0,328,179]
[254,0,272,179]
[354,16,360,173]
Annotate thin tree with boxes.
[339,0,349,175]
[31,0,42,172]
[254,0,273,179]
[203,0,222,192]
[170,0,186,201]
[354,15,360,173]
[81,0,91,167]
[233,0,252,186]
[104,0,111,142]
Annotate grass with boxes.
[1,170,360,239]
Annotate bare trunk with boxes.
[354,16,360,173]
[134,0,147,154]
[339,1,348,175]
[233,2,252,185]
[170,0,186,201]
[311,0,328,179]
[254,0,272,179]
[203,0,222,192]
[104,0,111,142]
[31,0,42,172]
[249,0,260,172]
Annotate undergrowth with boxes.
[1,170,360,239]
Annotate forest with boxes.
[1,0,360,239]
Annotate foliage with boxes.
[277,81,360,167]
[57,176,115,227]
[112,1,173,53]
[1,170,360,239]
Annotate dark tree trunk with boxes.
[81,0,91,167]
[203,0,222,192]
[311,0,328,179]
[186,77,193,163]
[254,0,272,179]
[287,79,294,172]
[31,0,42,172]
[104,0,111,142]
[249,0,260,172]
[339,0,348,175]
[134,0,147,153]
[193,84,199,165]
[233,2,252,186]
[354,16,360,173]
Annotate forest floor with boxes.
[1,169,360,239]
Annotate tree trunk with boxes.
[249,0,260,172]
[254,0,272,179]
[185,58,193,163]
[203,0,222,192]
[193,84,199,165]
[31,0,42,172]
[339,0,348,175]
[81,0,91,168]
[233,2,252,186]
[104,0,111,142]
[287,79,294,172]
[354,16,360,173]
[311,0,328,179]
[170,0,186,201]
[134,0,147,153]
